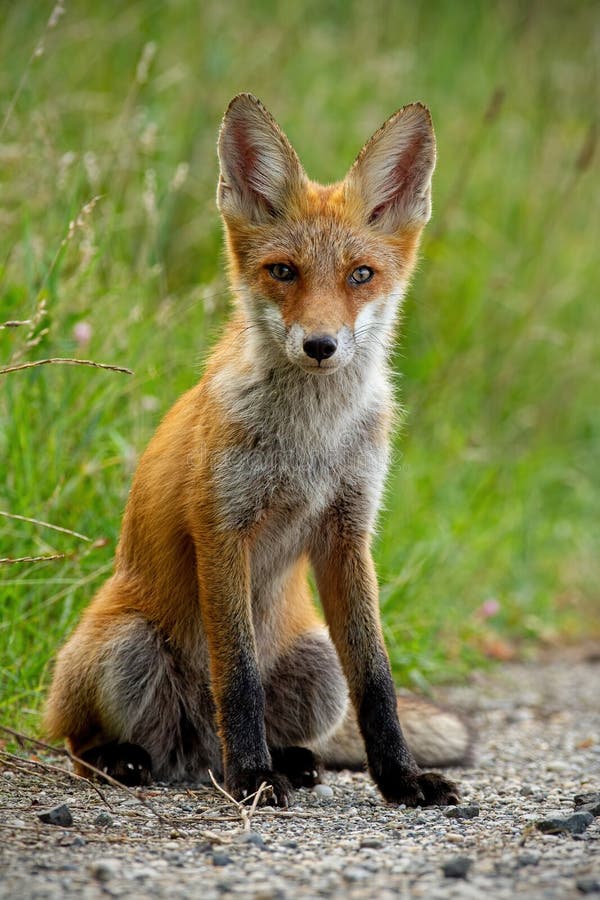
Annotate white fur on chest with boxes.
[208,354,391,618]
[211,352,390,519]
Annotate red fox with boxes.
[45,94,471,806]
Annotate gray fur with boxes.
[95,617,220,782]
[264,631,349,747]
[80,619,350,782]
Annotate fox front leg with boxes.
[196,533,292,806]
[313,529,459,807]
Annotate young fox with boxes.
[45,94,471,806]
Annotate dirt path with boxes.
[1,651,599,898]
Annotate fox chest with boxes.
[214,443,346,535]
[212,435,387,576]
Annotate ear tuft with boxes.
[217,93,306,223]
[345,102,436,233]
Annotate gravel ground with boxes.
[1,651,599,899]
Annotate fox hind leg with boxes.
[263,629,348,789]
[77,740,153,786]
[48,613,220,784]
[270,745,323,788]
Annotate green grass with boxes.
[1,0,599,732]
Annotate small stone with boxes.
[577,876,600,894]
[535,812,594,835]
[134,867,159,880]
[212,853,233,867]
[343,865,370,882]
[37,804,73,827]
[518,851,540,867]
[71,837,86,847]
[313,784,334,799]
[237,831,265,848]
[520,785,535,796]
[360,836,384,849]
[93,811,113,827]
[574,792,600,817]
[446,834,464,844]
[442,857,473,879]
[444,804,480,819]
[89,858,120,882]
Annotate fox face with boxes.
[217,95,436,374]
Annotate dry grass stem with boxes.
[0,358,134,376]
[0,320,31,329]
[0,750,113,811]
[0,510,93,543]
[0,554,68,566]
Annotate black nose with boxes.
[303,334,338,362]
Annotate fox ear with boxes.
[345,103,436,233]
[217,93,306,223]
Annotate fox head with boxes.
[217,93,435,374]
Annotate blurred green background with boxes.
[1,0,599,731]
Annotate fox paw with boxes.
[379,770,460,807]
[270,746,322,788]
[225,768,293,807]
[79,741,153,787]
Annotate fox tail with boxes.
[312,692,474,770]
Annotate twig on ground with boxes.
[0,510,93,543]
[0,750,113,810]
[0,726,164,824]
[0,819,231,846]
[0,358,133,376]
[208,768,269,831]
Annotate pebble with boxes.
[313,784,334,799]
[37,804,73,827]
[360,836,384,849]
[517,851,540,867]
[133,866,159,879]
[343,865,371,882]
[212,853,233,867]
[574,792,600,816]
[443,804,480,819]
[577,877,600,894]
[93,811,114,827]
[442,856,473,879]
[236,831,265,848]
[88,858,120,882]
[535,812,594,835]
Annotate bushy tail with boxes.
[311,693,474,770]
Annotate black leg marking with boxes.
[270,746,323,788]
[226,767,293,808]
[220,654,281,803]
[79,741,153,787]
[359,654,461,807]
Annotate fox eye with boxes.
[349,266,374,285]
[267,263,296,282]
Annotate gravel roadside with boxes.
[1,651,599,899]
